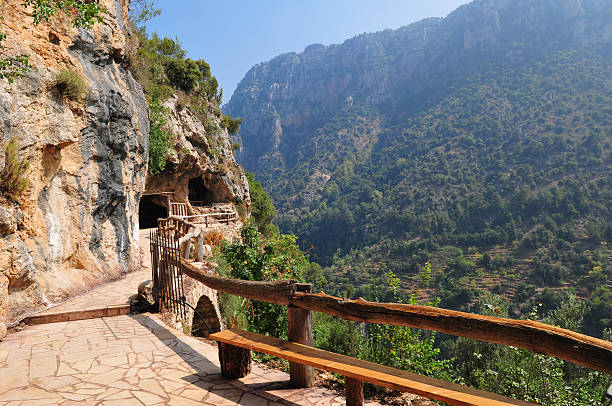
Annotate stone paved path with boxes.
[0,313,367,405]
[0,225,383,405]
[32,269,149,318]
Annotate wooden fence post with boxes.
[195,232,204,262]
[346,377,364,406]
[288,283,315,388]
[218,342,251,379]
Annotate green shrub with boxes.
[1,137,29,199]
[163,58,201,93]
[246,172,277,235]
[218,225,309,339]
[222,114,243,134]
[55,68,88,101]
[148,101,173,174]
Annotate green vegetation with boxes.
[132,29,243,174]
[55,68,87,101]
[20,0,105,28]
[246,172,277,235]
[449,293,610,405]
[261,48,612,341]
[147,100,172,174]
[0,1,104,82]
[0,138,29,200]
[217,225,310,340]
[228,23,612,401]
[222,114,243,135]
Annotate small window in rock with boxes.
[49,32,60,45]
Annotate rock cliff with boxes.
[143,95,249,208]
[0,0,148,324]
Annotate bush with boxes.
[55,68,88,101]
[222,114,243,135]
[0,137,29,199]
[148,101,173,174]
[163,58,201,93]
[218,225,310,339]
[246,172,277,235]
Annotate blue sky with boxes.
[145,0,471,102]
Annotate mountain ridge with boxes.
[225,0,612,335]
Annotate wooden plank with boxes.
[174,267,612,373]
[210,329,534,406]
[292,292,612,374]
[176,259,294,305]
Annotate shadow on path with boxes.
[130,313,303,405]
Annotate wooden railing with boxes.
[157,211,238,262]
[176,259,612,375]
[177,212,238,227]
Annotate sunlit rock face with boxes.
[0,0,148,323]
[143,94,250,207]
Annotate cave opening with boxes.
[138,195,168,229]
[188,177,215,207]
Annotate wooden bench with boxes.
[210,328,534,406]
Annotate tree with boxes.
[246,172,277,235]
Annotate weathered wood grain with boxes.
[288,283,315,388]
[218,341,251,379]
[346,377,364,406]
[177,259,294,305]
[210,328,534,406]
[291,292,612,374]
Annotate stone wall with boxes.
[0,0,148,324]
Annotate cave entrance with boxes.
[191,295,221,338]
[138,195,168,229]
[188,177,215,207]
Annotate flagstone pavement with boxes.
[0,228,383,405]
[0,312,376,405]
[0,313,388,406]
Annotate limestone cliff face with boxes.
[225,0,612,203]
[144,95,250,208]
[0,0,148,323]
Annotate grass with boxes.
[1,137,29,200]
[55,68,88,101]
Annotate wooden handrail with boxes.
[177,259,294,305]
[292,292,612,374]
[176,258,612,374]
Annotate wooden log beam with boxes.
[291,292,612,374]
[177,259,294,305]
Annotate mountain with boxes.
[225,0,612,334]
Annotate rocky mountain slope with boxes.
[225,0,612,331]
